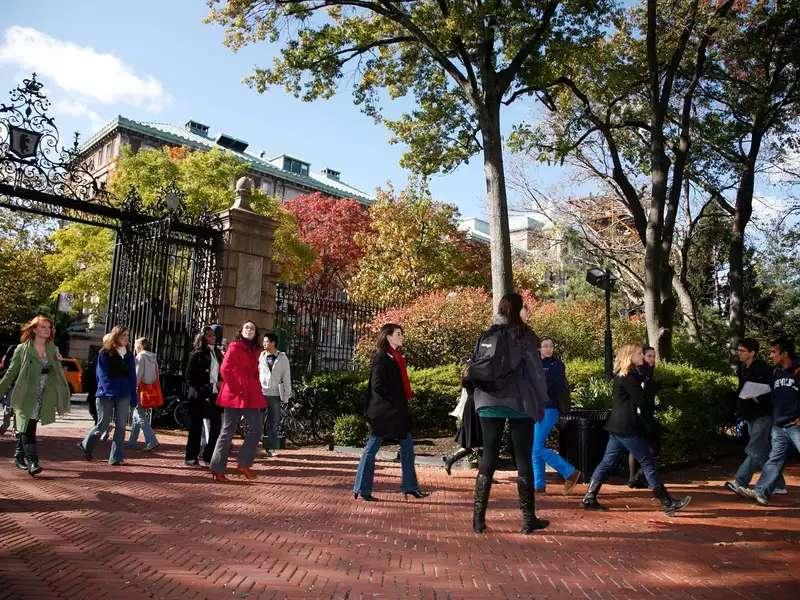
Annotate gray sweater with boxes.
[472,315,547,422]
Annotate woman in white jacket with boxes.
[128,338,160,451]
[258,332,292,456]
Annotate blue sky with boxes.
[0,0,573,220]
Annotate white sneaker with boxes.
[773,487,788,495]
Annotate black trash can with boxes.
[559,409,611,483]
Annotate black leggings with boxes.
[478,417,534,480]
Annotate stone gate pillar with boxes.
[216,177,279,342]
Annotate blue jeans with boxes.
[755,425,800,497]
[590,434,661,488]
[532,408,576,490]
[262,395,281,450]
[128,405,158,447]
[735,415,786,489]
[353,432,420,495]
[83,396,130,464]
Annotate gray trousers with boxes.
[210,407,262,473]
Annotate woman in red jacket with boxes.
[209,321,266,482]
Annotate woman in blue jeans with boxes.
[582,343,691,514]
[79,326,137,465]
[532,338,581,494]
[353,323,428,501]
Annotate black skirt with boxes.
[455,392,482,449]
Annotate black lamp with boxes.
[586,267,618,380]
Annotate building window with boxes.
[283,157,310,176]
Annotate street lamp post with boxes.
[586,267,618,381]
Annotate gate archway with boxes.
[0,74,222,392]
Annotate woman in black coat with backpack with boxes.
[468,292,550,534]
[352,323,429,501]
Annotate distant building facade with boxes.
[78,116,373,204]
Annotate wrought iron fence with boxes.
[274,284,386,380]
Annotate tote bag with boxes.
[138,364,164,408]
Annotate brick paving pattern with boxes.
[1,406,798,599]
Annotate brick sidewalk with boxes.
[1,407,798,600]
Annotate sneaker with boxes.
[773,487,788,495]
[741,487,769,506]
[266,449,278,457]
[184,459,200,467]
[144,442,160,452]
[564,470,581,494]
[724,481,749,499]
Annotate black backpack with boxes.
[467,325,514,392]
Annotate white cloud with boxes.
[53,99,106,131]
[0,26,170,111]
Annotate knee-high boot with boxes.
[518,477,549,534]
[21,434,41,476]
[472,473,492,533]
[14,434,27,470]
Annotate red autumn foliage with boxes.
[284,192,372,290]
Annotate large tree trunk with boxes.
[480,104,514,309]
[728,129,762,348]
[673,271,699,341]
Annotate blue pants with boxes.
[83,396,130,464]
[128,405,158,447]
[755,425,800,497]
[353,432,420,495]
[590,434,661,488]
[262,395,281,450]
[532,408,576,490]
[735,415,786,489]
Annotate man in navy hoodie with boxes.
[743,337,800,506]
[724,338,787,497]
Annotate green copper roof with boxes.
[81,116,373,204]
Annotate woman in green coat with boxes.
[0,315,71,476]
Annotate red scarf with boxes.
[388,346,413,400]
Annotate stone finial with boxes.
[233,176,254,210]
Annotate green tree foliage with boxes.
[43,225,115,319]
[348,185,490,305]
[511,0,738,359]
[206,0,614,306]
[0,210,60,342]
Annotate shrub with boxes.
[408,364,463,433]
[333,415,369,446]
[355,287,492,368]
[529,299,646,360]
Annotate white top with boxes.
[209,350,220,393]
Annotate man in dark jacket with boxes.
[724,338,787,497]
[743,337,800,506]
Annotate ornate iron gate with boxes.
[107,218,221,395]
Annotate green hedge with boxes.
[301,359,736,464]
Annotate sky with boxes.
[0,0,572,221]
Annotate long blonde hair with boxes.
[102,326,129,353]
[613,343,641,377]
